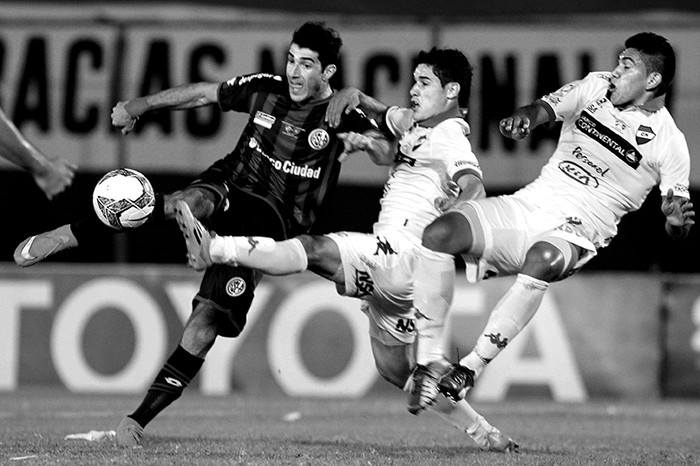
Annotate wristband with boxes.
[124,97,149,118]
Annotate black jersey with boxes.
[215,73,375,236]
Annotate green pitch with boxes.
[0,388,698,465]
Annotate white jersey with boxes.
[373,106,482,238]
[516,72,691,248]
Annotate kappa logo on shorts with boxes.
[225,277,246,297]
[308,128,329,150]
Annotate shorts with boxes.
[189,165,288,337]
[452,195,598,281]
[326,230,419,345]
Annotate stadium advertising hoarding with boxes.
[0,18,699,189]
[1,264,697,400]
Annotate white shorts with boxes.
[452,195,598,281]
[326,231,419,345]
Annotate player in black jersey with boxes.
[13,22,385,446]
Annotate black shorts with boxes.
[188,165,288,337]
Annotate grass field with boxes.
[1,388,699,465]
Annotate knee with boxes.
[521,242,566,282]
[421,213,468,254]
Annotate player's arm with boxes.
[326,87,389,128]
[499,99,553,140]
[111,82,220,134]
[0,106,76,200]
[661,189,695,239]
[337,129,394,166]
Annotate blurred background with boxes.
[0,1,698,401]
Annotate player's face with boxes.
[409,64,453,124]
[286,43,329,103]
[607,49,652,109]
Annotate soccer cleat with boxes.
[407,363,442,415]
[174,200,213,271]
[115,416,144,447]
[13,224,77,267]
[467,414,519,453]
[438,364,475,402]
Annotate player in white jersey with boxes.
[409,32,695,403]
[176,48,517,452]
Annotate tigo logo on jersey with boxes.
[226,277,246,297]
[308,128,329,150]
[254,111,276,129]
[635,125,656,145]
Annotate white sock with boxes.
[430,396,479,432]
[461,273,548,375]
[412,246,455,365]
[209,236,308,275]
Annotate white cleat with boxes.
[174,200,213,271]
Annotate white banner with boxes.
[0,11,697,189]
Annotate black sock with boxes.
[129,345,204,428]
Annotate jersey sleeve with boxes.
[434,119,482,182]
[658,132,691,199]
[540,72,610,122]
[383,106,414,138]
[217,73,284,113]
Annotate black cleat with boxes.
[438,364,475,402]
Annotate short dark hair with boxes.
[291,22,343,69]
[625,32,676,95]
[416,47,473,108]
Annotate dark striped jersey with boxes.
[215,72,376,237]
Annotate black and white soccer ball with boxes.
[92,168,155,230]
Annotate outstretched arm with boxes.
[326,87,389,128]
[662,189,695,239]
[499,100,553,140]
[337,130,393,165]
[111,82,220,134]
[0,107,76,199]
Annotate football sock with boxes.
[412,246,455,365]
[209,236,308,275]
[128,345,204,428]
[430,396,478,432]
[461,273,548,376]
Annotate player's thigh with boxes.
[297,235,344,284]
[370,338,413,389]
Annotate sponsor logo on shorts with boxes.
[395,318,415,334]
[374,237,396,256]
[575,111,641,168]
[558,161,599,188]
[353,269,374,297]
[635,125,655,145]
[308,128,329,150]
[226,277,246,297]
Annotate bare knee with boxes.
[521,242,567,282]
[421,213,471,254]
[164,188,217,220]
[180,304,220,358]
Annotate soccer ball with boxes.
[92,168,155,230]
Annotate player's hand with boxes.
[337,132,373,162]
[662,188,695,228]
[111,101,138,135]
[326,88,362,128]
[33,156,77,200]
[499,114,531,140]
